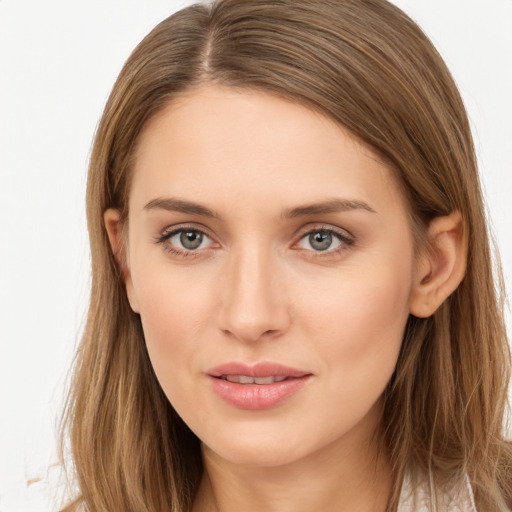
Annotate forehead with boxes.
[129,84,407,217]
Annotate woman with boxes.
[60,0,512,510]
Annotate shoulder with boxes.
[398,472,477,512]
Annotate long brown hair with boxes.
[60,1,512,510]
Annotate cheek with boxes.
[338,273,411,345]
[130,260,216,392]
[299,255,413,399]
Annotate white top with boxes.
[398,472,477,511]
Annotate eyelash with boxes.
[155,224,355,258]
[295,225,355,257]
[155,225,214,259]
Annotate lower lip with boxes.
[208,375,311,410]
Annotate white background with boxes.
[0,1,511,510]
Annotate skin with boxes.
[105,84,466,512]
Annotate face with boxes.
[118,85,419,467]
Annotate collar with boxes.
[397,471,477,511]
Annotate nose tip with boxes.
[219,285,290,343]
[221,310,285,344]
[224,322,279,343]
[217,253,290,343]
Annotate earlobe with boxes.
[409,212,467,318]
[103,208,140,313]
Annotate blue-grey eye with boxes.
[309,231,333,251]
[179,230,203,250]
[298,229,345,252]
[158,227,215,255]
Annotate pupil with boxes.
[309,231,332,251]
[180,230,202,250]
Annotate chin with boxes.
[200,425,325,468]
[209,443,306,468]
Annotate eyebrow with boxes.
[283,198,376,218]
[143,197,220,218]
[143,197,376,219]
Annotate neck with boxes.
[192,407,392,512]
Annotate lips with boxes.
[208,362,311,379]
[207,362,312,410]
[222,375,288,384]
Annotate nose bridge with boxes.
[219,241,289,342]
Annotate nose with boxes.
[217,246,291,343]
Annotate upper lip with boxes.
[207,362,312,378]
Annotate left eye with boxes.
[167,229,213,251]
[298,230,347,252]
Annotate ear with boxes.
[103,208,140,313]
[409,212,467,318]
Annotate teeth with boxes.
[255,376,275,384]
[223,375,288,384]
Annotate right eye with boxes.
[172,229,208,250]
[157,227,216,256]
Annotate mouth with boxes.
[207,361,311,380]
[207,362,313,410]
[218,375,289,384]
